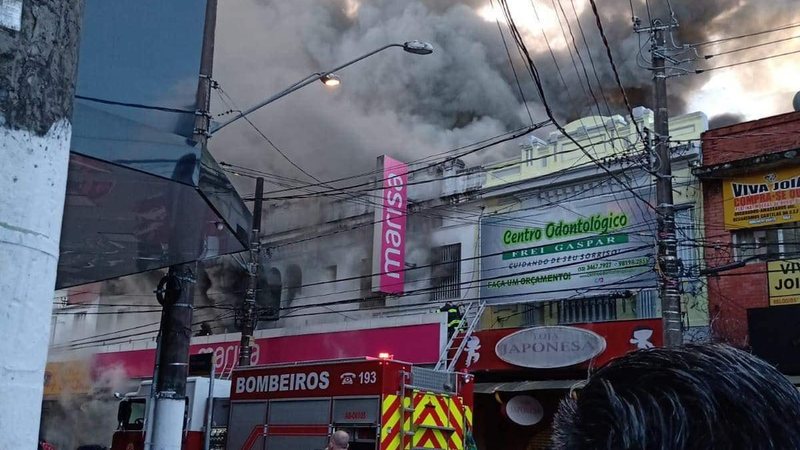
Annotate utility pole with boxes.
[239,176,264,367]
[640,19,682,347]
[147,1,217,449]
[151,267,195,450]
[0,1,82,448]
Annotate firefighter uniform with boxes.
[441,302,462,336]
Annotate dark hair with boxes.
[552,344,800,450]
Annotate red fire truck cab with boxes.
[111,376,231,450]
[226,357,474,450]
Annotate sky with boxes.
[209,0,800,190]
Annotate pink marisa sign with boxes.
[372,155,408,294]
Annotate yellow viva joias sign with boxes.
[768,259,800,306]
[43,361,91,397]
[723,166,800,229]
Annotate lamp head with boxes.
[403,40,434,55]
[320,73,341,86]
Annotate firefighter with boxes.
[440,302,462,337]
[326,430,350,450]
[195,322,213,336]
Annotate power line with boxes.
[279,218,658,301]
[550,0,592,108]
[704,34,800,59]
[497,0,656,214]
[232,125,535,198]
[528,0,573,105]
[52,304,237,315]
[215,86,419,221]
[696,48,800,73]
[59,234,659,326]
[214,87,320,183]
[246,121,552,201]
[63,256,657,351]
[74,95,196,114]
[247,126,643,202]
[489,0,534,125]
[230,154,627,233]
[587,0,646,141]
[56,212,660,315]
[56,245,657,349]
[553,0,656,234]
[554,0,608,124]
[58,277,660,351]
[56,313,238,351]
[264,163,656,252]
[567,0,615,118]
[691,21,800,47]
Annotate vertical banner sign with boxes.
[722,166,800,230]
[372,155,408,294]
[480,192,656,304]
[768,259,800,306]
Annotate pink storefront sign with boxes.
[371,155,408,294]
[92,323,441,379]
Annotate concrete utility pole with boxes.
[640,19,682,347]
[0,1,82,448]
[150,267,195,450]
[148,1,216,449]
[238,176,264,367]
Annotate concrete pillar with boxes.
[0,1,82,448]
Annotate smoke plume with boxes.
[211,0,800,185]
[40,362,132,449]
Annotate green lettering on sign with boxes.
[502,234,629,260]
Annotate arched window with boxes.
[285,264,302,301]
[256,267,281,321]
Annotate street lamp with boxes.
[210,40,434,135]
[320,73,341,87]
[223,40,433,368]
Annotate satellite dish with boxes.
[793,91,800,112]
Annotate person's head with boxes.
[328,430,349,450]
[552,344,800,450]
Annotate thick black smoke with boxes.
[211,0,798,185]
[709,112,745,129]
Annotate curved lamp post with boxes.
[221,40,433,368]
[210,40,434,135]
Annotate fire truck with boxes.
[226,357,474,450]
[111,358,472,450]
[111,376,232,450]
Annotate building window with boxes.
[540,148,550,168]
[285,264,302,301]
[360,258,385,309]
[556,298,618,324]
[767,226,800,259]
[524,146,534,166]
[360,258,372,296]
[732,229,766,260]
[325,265,337,282]
[431,243,461,301]
[732,222,800,261]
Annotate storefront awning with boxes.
[474,380,585,394]
[55,0,251,288]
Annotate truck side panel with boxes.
[226,402,267,450]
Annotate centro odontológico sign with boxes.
[480,192,655,304]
